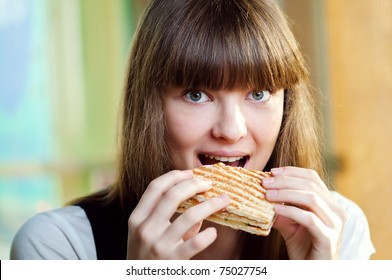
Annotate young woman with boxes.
[11,0,375,260]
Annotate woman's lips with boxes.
[199,154,249,167]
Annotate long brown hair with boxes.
[108,0,325,259]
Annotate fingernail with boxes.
[271,167,283,175]
[266,190,278,198]
[197,177,212,185]
[262,177,275,185]
[274,204,285,212]
[217,194,230,203]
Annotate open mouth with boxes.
[199,154,249,168]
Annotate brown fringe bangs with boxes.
[151,0,307,92]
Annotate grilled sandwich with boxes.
[177,162,276,236]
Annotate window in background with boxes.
[0,0,136,259]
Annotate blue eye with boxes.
[247,90,271,102]
[184,90,210,103]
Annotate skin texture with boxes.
[164,87,284,171]
[127,170,232,259]
[126,86,346,259]
[264,167,346,259]
[127,87,284,259]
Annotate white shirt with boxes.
[10,192,375,260]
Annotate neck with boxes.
[191,222,245,260]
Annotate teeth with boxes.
[205,154,243,163]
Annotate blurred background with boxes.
[0,0,391,260]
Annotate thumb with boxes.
[273,215,299,241]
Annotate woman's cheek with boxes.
[165,110,212,167]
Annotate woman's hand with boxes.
[263,167,347,260]
[127,170,230,260]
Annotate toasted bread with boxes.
[177,163,276,236]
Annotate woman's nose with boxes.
[211,105,247,143]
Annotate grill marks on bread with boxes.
[177,163,276,236]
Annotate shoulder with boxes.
[10,206,96,260]
[332,192,376,259]
[332,192,366,216]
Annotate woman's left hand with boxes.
[263,167,347,260]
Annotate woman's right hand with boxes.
[127,170,230,259]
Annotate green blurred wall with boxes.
[0,0,138,259]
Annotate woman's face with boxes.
[163,87,284,171]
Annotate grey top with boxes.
[10,192,375,260]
